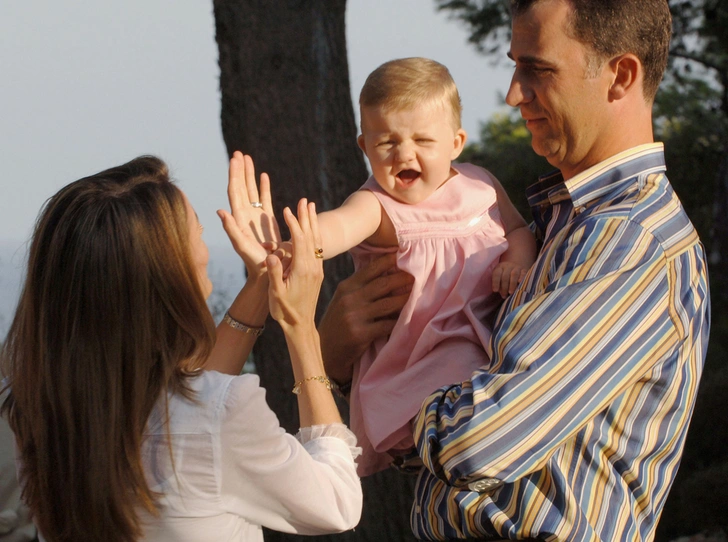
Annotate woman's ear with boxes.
[608,53,641,101]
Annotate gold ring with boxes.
[315,247,324,259]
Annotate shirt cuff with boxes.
[296,423,362,461]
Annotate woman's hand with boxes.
[267,199,324,330]
[268,200,341,428]
[217,151,282,280]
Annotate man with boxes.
[321,0,711,540]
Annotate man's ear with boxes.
[451,128,467,160]
[357,134,367,153]
[608,53,641,101]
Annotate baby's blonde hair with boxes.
[359,57,463,130]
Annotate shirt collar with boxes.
[527,143,667,210]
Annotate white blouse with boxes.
[138,370,363,541]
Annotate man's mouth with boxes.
[522,112,547,128]
[396,169,421,184]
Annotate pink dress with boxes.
[349,163,509,476]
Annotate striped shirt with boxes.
[412,144,711,541]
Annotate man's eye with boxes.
[531,66,552,74]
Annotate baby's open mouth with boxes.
[397,169,420,183]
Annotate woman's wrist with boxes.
[281,322,320,358]
[227,276,269,328]
[283,327,326,377]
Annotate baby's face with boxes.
[357,101,466,205]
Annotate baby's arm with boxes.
[491,174,537,298]
[316,190,383,259]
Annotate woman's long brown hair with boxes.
[1,156,216,542]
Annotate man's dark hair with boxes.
[510,0,672,101]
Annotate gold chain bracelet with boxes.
[292,375,332,395]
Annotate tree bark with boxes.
[214,0,365,431]
[213,2,417,540]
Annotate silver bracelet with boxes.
[222,311,264,337]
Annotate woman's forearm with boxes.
[205,275,269,375]
[283,323,343,428]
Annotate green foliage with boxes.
[460,108,550,216]
[435,0,511,56]
[654,76,724,255]
[670,0,728,98]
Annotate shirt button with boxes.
[467,478,503,493]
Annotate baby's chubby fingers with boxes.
[491,266,505,298]
[507,269,521,295]
[272,241,293,279]
[509,268,527,294]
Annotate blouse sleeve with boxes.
[218,375,362,535]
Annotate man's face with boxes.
[357,101,466,204]
[505,0,613,179]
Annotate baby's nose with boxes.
[395,142,416,162]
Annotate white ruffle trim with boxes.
[296,423,362,460]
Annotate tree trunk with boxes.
[213,1,417,540]
[214,0,365,432]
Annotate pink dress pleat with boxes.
[349,163,509,476]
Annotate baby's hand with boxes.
[492,261,528,299]
[272,240,294,278]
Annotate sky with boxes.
[0,0,515,335]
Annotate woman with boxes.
[0,152,362,542]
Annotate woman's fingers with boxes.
[284,205,303,247]
[295,198,311,241]
[217,210,262,263]
[244,154,261,205]
[228,152,267,214]
[309,201,323,258]
[228,151,248,217]
[260,172,273,211]
[217,209,246,250]
[285,201,309,265]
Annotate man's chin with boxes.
[531,139,560,165]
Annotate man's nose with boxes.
[505,72,532,107]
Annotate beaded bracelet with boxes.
[222,311,264,337]
[292,375,332,395]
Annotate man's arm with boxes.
[413,217,706,487]
[319,253,414,388]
